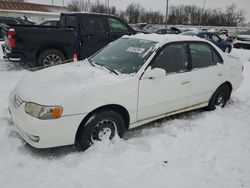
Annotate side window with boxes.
[190,42,214,69]
[108,18,128,32]
[42,22,51,26]
[61,15,76,28]
[212,49,223,64]
[203,33,211,41]
[211,34,221,42]
[83,17,105,31]
[151,43,188,74]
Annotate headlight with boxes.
[25,102,63,120]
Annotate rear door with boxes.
[80,15,110,59]
[188,42,225,106]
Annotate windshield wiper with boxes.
[86,58,95,67]
[95,63,119,75]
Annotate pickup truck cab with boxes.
[1,13,136,67]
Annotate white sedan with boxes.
[9,34,243,151]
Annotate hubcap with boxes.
[98,127,112,140]
[91,119,117,142]
[215,92,226,107]
[43,54,62,66]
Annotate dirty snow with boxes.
[0,43,250,188]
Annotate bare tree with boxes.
[67,0,89,12]
[68,0,116,14]
[140,11,164,24]
[90,0,107,13]
[2,0,25,2]
[126,3,143,23]
[167,4,245,26]
[67,1,245,26]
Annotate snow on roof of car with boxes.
[123,33,206,45]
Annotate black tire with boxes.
[37,49,65,67]
[207,84,231,110]
[75,110,126,151]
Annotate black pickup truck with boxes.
[1,13,137,66]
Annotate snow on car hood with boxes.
[14,60,129,105]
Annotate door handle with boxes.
[181,80,190,85]
[217,73,223,77]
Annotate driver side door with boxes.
[137,42,192,121]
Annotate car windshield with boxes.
[90,38,157,74]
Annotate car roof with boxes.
[123,33,207,45]
[61,12,114,17]
[0,16,18,19]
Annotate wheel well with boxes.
[75,104,130,142]
[224,81,232,92]
[221,81,233,98]
[36,45,67,61]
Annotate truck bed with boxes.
[1,23,78,65]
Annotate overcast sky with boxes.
[27,0,250,22]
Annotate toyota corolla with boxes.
[9,34,243,151]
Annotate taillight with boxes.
[8,28,16,48]
[73,52,78,62]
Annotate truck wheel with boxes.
[37,49,65,67]
[75,110,126,151]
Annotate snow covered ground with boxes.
[0,43,250,188]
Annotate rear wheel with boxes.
[75,110,126,151]
[208,84,231,110]
[37,49,65,67]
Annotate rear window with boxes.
[83,17,105,31]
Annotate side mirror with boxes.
[127,28,136,35]
[143,67,166,79]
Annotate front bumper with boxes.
[9,93,86,149]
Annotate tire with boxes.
[37,49,65,67]
[207,84,231,110]
[75,110,126,151]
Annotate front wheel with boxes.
[75,110,126,151]
[207,84,231,110]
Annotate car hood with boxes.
[237,35,250,41]
[15,60,129,105]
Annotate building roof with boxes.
[0,1,68,12]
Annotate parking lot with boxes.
[0,39,250,188]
